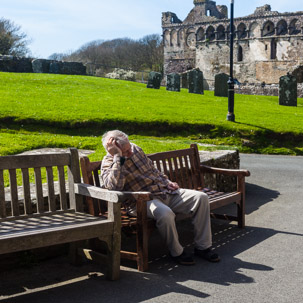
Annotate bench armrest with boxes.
[200,165,250,177]
[74,183,151,203]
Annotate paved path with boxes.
[0,154,302,303]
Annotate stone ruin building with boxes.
[162,0,303,92]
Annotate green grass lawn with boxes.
[1,72,303,157]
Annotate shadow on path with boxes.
[245,182,280,215]
[1,219,301,303]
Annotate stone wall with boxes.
[31,59,86,75]
[234,83,303,98]
[0,56,86,76]
[199,149,240,192]
[0,55,33,73]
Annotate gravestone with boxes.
[166,73,180,92]
[214,73,229,97]
[147,71,162,89]
[188,70,204,94]
[279,73,297,106]
[181,73,188,88]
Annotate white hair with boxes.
[102,130,129,151]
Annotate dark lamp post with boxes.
[227,0,235,122]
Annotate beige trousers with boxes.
[146,189,212,257]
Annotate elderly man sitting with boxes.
[100,130,220,265]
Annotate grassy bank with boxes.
[1,72,303,157]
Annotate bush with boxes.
[105,68,136,81]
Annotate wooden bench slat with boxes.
[46,166,56,212]
[57,166,67,210]
[21,168,32,215]
[0,169,6,218]
[148,147,196,160]
[188,155,199,189]
[209,193,241,209]
[9,169,19,216]
[155,159,162,172]
[183,155,194,189]
[93,170,100,187]
[172,157,180,184]
[167,158,175,181]
[34,167,45,213]
[161,159,169,178]
[177,156,187,188]
[0,153,70,170]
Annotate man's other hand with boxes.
[167,181,179,190]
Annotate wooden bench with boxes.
[0,148,122,280]
[80,144,250,272]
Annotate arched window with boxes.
[249,22,260,38]
[263,21,275,37]
[226,25,236,40]
[238,45,243,62]
[237,23,247,39]
[206,26,215,41]
[216,25,225,40]
[196,27,205,41]
[163,30,170,47]
[170,30,177,46]
[271,38,277,60]
[289,19,301,35]
[276,20,287,35]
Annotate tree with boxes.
[48,52,66,61]
[0,18,31,56]
[63,34,163,73]
[139,34,163,71]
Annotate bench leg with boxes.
[106,233,121,281]
[237,176,246,228]
[237,202,245,228]
[106,202,121,280]
[136,226,149,272]
[69,241,84,265]
[136,195,150,272]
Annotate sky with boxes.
[1,0,303,59]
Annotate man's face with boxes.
[119,141,133,158]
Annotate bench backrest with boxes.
[148,144,204,190]
[0,148,82,219]
[80,144,204,216]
